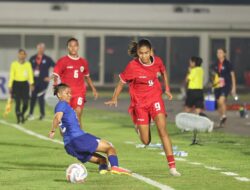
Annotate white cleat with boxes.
[27,115,35,121]
[169,168,181,177]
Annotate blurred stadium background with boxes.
[1,0,250,99]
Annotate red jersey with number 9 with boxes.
[119,56,166,107]
[53,55,90,97]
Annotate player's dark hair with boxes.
[67,37,78,46]
[190,56,203,67]
[54,83,69,96]
[128,39,152,58]
[18,49,26,54]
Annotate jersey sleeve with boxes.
[83,60,90,76]
[157,57,166,73]
[27,62,34,85]
[55,101,67,114]
[53,59,63,78]
[8,62,14,88]
[49,57,55,68]
[119,63,135,84]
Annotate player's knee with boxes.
[106,142,116,154]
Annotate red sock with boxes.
[167,155,176,169]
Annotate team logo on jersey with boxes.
[156,72,161,77]
[67,66,73,69]
[80,66,85,72]
[148,80,154,86]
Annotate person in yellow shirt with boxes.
[8,49,34,124]
[185,56,205,115]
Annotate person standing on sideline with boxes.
[211,48,237,127]
[27,43,55,120]
[105,39,181,176]
[185,56,206,116]
[53,38,98,128]
[8,49,34,124]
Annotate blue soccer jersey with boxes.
[55,101,85,145]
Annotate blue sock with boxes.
[108,155,118,167]
[99,164,108,171]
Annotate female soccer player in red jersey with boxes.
[53,38,98,129]
[105,39,180,176]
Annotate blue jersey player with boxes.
[49,83,130,175]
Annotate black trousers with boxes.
[29,83,48,117]
[12,81,29,119]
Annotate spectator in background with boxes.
[211,48,237,127]
[185,56,206,116]
[8,49,34,124]
[27,43,55,120]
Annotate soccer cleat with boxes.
[169,168,181,177]
[27,114,35,121]
[111,166,132,175]
[39,115,45,120]
[99,169,109,175]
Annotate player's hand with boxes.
[93,89,98,100]
[30,84,34,92]
[165,91,173,100]
[44,77,50,82]
[49,130,55,139]
[8,88,12,94]
[231,87,236,96]
[104,99,118,107]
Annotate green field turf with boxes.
[0,100,250,190]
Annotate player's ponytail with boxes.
[128,39,152,58]
[128,41,138,58]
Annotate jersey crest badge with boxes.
[80,66,85,72]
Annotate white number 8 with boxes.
[74,70,79,78]
[154,102,161,111]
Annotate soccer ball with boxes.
[66,163,88,183]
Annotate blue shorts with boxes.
[64,133,100,163]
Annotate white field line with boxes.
[0,120,175,190]
[128,141,250,183]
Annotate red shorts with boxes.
[129,98,166,126]
[70,96,86,109]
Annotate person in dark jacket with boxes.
[211,48,237,127]
[27,43,55,120]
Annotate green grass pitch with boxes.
[0,100,250,190]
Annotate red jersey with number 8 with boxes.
[54,55,89,96]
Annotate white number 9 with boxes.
[154,102,161,111]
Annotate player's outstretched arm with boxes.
[85,76,98,100]
[230,71,237,95]
[49,112,63,139]
[104,80,124,107]
[162,70,173,100]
